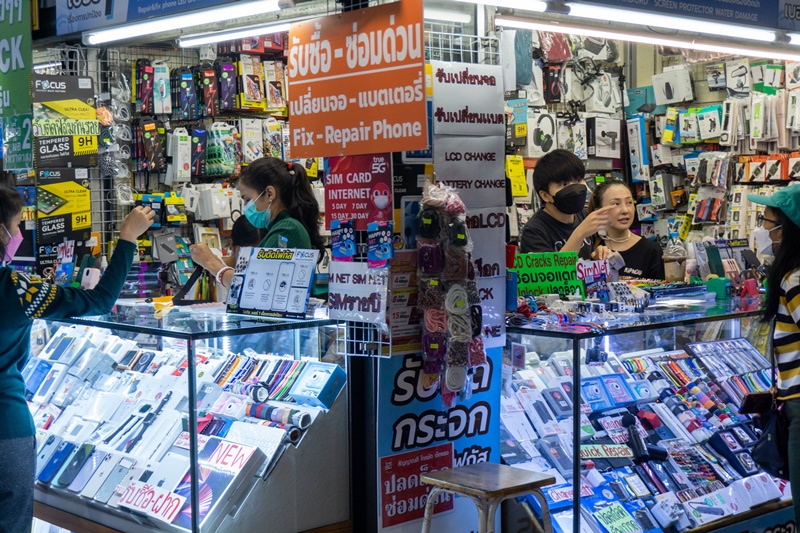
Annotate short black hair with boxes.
[532,149,586,199]
[230,215,264,247]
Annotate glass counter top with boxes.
[507,297,763,339]
[57,301,340,340]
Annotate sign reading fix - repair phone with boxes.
[287,0,427,158]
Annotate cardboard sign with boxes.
[579,443,634,459]
[226,247,318,319]
[431,61,505,137]
[34,135,98,167]
[36,168,91,243]
[329,261,388,324]
[32,118,100,137]
[510,252,584,299]
[287,0,427,157]
[593,502,640,533]
[325,153,392,230]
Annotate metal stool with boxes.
[420,462,554,533]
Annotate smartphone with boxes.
[37,441,76,484]
[93,457,136,503]
[48,336,75,362]
[35,434,63,477]
[53,443,94,488]
[113,350,140,371]
[80,453,121,499]
[67,449,107,493]
[107,464,150,508]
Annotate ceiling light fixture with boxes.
[83,0,281,45]
[495,16,800,62]
[566,2,776,43]
[179,22,291,48]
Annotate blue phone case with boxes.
[37,441,75,484]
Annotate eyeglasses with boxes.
[757,214,780,227]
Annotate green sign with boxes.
[0,0,31,117]
[510,252,584,299]
[3,113,32,170]
[593,503,640,533]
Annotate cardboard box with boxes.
[586,116,621,159]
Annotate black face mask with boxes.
[551,183,587,214]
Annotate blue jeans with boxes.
[0,436,35,533]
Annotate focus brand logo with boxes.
[35,80,66,91]
[67,0,101,7]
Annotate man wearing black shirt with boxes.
[520,150,614,259]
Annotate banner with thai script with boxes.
[430,61,504,136]
[376,350,501,531]
[510,252,585,299]
[328,261,388,324]
[288,0,427,157]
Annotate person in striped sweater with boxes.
[749,185,800,525]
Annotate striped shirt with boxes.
[776,268,800,400]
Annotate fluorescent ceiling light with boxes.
[179,22,291,48]
[453,0,547,13]
[495,16,800,62]
[83,0,281,45]
[425,8,472,24]
[789,33,800,45]
[566,2,776,42]
[33,61,61,70]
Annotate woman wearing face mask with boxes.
[0,186,154,533]
[191,157,324,288]
[748,186,800,526]
[588,180,665,280]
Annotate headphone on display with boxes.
[533,113,556,152]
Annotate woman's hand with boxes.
[592,245,612,260]
[190,242,225,274]
[119,206,156,243]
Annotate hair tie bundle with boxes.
[423,331,447,360]
[444,246,469,280]
[448,219,469,247]
[470,305,483,337]
[418,242,443,274]
[441,378,457,407]
[418,208,441,238]
[445,193,466,217]
[469,336,487,366]
[424,358,443,375]
[445,365,468,392]
[446,339,470,366]
[424,309,448,333]
[448,314,472,341]
[445,284,470,315]
[467,256,476,280]
[419,277,444,309]
[466,281,481,305]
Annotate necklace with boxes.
[603,230,631,243]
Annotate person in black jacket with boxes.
[519,150,614,259]
[588,179,665,280]
[0,186,154,533]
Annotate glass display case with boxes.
[28,302,349,533]
[503,299,788,532]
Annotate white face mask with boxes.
[752,226,781,261]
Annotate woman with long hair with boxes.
[748,185,800,526]
[588,179,664,280]
[0,186,154,532]
[191,157,324,287]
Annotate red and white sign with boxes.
[380,443,454,528]
[288,0,427,157]
[325,153,392,230]
[205,440,257,472]
[117,480,187,524]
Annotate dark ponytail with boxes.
[240,157,325,257]
[764,208,800,322]
[0,186,24,262]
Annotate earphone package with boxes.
[556,114,587,160]
[152,62,171,115]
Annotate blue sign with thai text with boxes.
[583,0,779,30]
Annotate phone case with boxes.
[37,441,76,484]
[35,434,63,477]
[67,449,107,493]
[107,464,149,508]
[93,457,135,503]
[53,443,94,488]
[80,453,121,499]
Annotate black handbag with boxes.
[751,321,790,480]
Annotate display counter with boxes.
[503,298,787,532]
[27,302,349,533]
